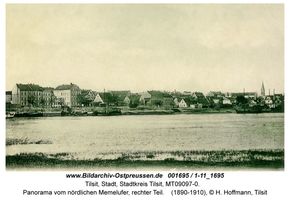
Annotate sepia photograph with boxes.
[6,4,284,170]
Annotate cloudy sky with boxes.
[6,4,284,94]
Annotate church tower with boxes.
[261,82,265,97]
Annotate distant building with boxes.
[43,87,56,107]
[192,92,210,108]
[147,91,174,108]
[182,91,192,96]
[261,82,265,97]
[110,90,131,106]
[128,93,141,108]
[178,99,188,108]
[93,93,104,105]
[6,91,12,103]
[212,98,221,105]
[207,91,224,98]
[265,95,274,108]
[94,92,117,106]
[174,96,196,108]
[85,90,97,104]
[173,97,180,106]
[54,83,81,107]
[124,96,130,105]
[139,91,152,105]
[222,97,232,106]
[230,92,257,99]
[273,94,283,104]
[76,90,97,107]
[12,84,44,106]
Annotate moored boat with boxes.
[93,107,122,116]
[14,112,43,117]
[43,111,62,117]
[6,112,16,118]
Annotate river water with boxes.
[6,113,284,160]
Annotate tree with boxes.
[40,97,45,108]
[50,94,57,108]
[129,95,139,108]
[102,93,118,106]
[151,99,163,107]
[76,93,85,106]
[27,94,36,107]
[236,95,248,106]
[58,98,65,107]
[77,90,102,107]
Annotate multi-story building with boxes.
[43,87,57,107]
[12,84,44,106]
[6,91,12,103]
[53,83,81,107]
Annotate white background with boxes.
[0,0,289,199]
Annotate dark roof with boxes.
[80,90,97,98]
[99,92,114,103]
[207,91,225,97]
[183,91,192,95]
[207,96,221,104]
[231,92,257,97]
[171,91,184,97]
[17,84,44,91]
[129,94,141,101]
[43,87,54,91]
[193,92,210,105]
[110,91,130,100]
[183,96,197,105]
[193,92,205,98]
[208,91,223,95]
[55,83,80,90]
[148,90,172,98]
[110,90,130,94]
[81,90,96,101]
[81,89,94,96]
[174,95,190,101]
[6,91,12,95]
[274,94,284,97]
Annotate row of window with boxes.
[20,91,42,96]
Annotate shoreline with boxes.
[6,149,284,170]
[6,108,284,118]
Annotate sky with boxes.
[6,4,284,94]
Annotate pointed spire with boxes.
[261,82,265,96]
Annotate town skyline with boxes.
[6,4,284,93]
[6,81,283,96]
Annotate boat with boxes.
[93,107,122,116]
[14,112,43,117]
[43,111,62,117]
[6,112,15,118]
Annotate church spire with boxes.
[261,82,265,96]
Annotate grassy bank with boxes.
[6,149,284,170]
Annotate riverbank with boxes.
[6,107,242,118]
[7,103,285,118]
[6,149,284,170]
